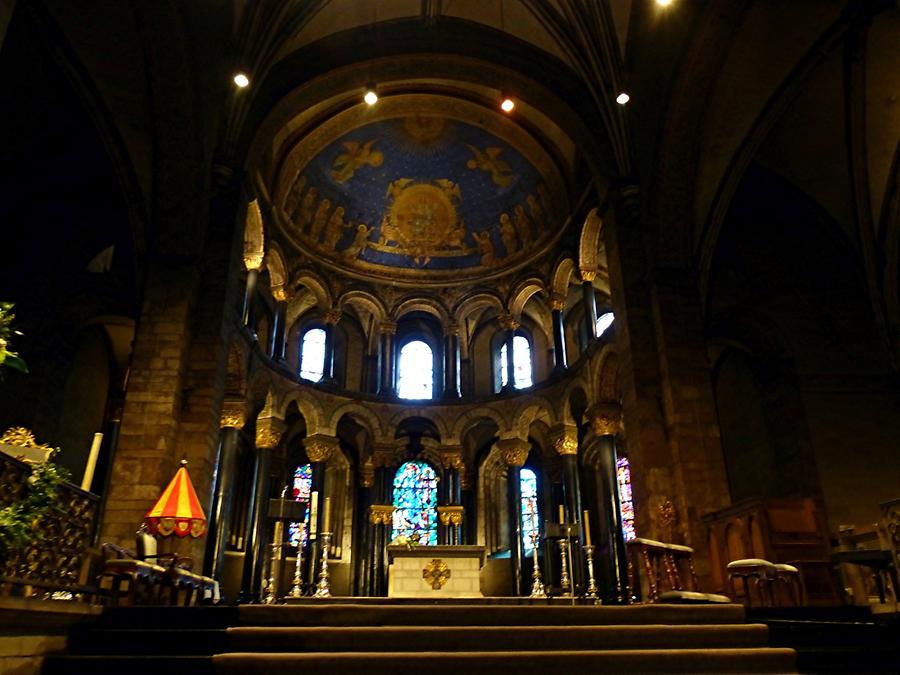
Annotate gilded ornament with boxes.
[422,558,451,590]
[219,402,245,429]
[323,308,342,325]
[553,434,578,456]
[360,456,375,488]
[369,504,395,526]
[438,505,464,526]
[550,295,566,311]
[255,425,282,449]
[0,427,49,450]
[439,449,464,470]
[498,314,520,331]
[330,139,384,183]
[580,269,597,283]
[305,435,337,463]
[497,439,529,467]
[272,286,287,302]
[465,145,514,187]
[588,402,622,436]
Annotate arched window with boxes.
[596,312,615,338]
[499,334,533,390]
[520,468,540,553]
[616,455,636,540]
[288,463,313,548]
[391,461,438,545]
[299,327,326,382]
[397,340,433,399]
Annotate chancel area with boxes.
[1,0,900,673]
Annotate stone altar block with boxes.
[387,545,486,598]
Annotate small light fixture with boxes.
[616,92,630,105]
[364,87,378,106]
[500,97,515,113]
[233,72,250,89]
[656,0,673,6]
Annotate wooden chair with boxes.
[627,538,729,604]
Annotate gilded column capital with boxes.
[323,308,342,325]
[498,314,520,331]
[444,322,460,337]
[551,426,579,456]
[497,438,530,467]
[379,320,397,335]
[372,443,398,468]
[587,401,623,436]
[439,446,465,470]
[304,433,339,462]
[580,268,597,283]
[360,455,375,488]
[219,399,246,429]
[437,505,465,526]
[255,415,286,449]
[243,252,264,271]
[272,286,287,302]
[368,504,395,526]
[550,294,566,311]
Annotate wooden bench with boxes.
[627,537,729,604]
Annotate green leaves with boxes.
[0,302,28,375]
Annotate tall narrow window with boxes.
[288,463,313,548]
[500,334,533,389]
[616,456,636,540]
[391,461,438,545]
[299,327,326,382]
[596,312,615,338]
[520,468,540,553]
[397,340,433,399]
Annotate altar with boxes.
[387,545,486,598]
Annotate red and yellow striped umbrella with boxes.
[144,459,207,538]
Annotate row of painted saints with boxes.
[281,143,552,268]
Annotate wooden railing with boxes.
[0,452,99,599]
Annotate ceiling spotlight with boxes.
[616,92,630,105]
[364,88,378,106]
[656,0,673,5]
[500,97,515,113]
[233,72,250,89]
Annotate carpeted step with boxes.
[42,655,214,675]
[226,623,770,652]
[66,628,227,655]
[239,602,747,627]
[89,605,239,629]
[213,647,797,674]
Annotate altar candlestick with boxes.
[583,509,592,547]
[323,497,332,532]
[559,504,565,524]
[81,432,103,491]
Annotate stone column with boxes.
[321,308,341,384]
[203,400,244,580]
[587,401,630,604]
[580,269,599,344]
[368,504,395,596]
[356,455,375,595]
[378,320,397,397]
[498,438,530,596]
[552,424,584,590]
[439,446,464,543]
[304,433,339,590]
[498,314,519,392]
[269,289,288,361]
[241,252,263,333]
[460,463,474,545]
[551,294,568,373]
[443,324,461,399]
[239,413,285,603]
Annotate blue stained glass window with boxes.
[397,340,433,399]
[616,456,636,541]
[520,468,540,553]
[391,461,438,545]
[500,335,533,389]
[288,463,313,548]
[299,328,326,382]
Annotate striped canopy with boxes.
[144,460,207,538]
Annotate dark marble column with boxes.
[498,438,530,596]
[443,324,461,398]
[203,401,244,580]
[499,314,519,392]
[269,295,287,361]
[238,414,284,603]
[321,308,341,384]
[551,294,568,373]
[588,402,630,604]
[378,320,397,397]
[303,434,339,592]
[581,270,598,344]
[553,424,584,591]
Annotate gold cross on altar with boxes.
[422,558,451,589]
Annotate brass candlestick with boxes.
[584,544,600,603]
[289,522,306,598]
[558,534,571,595]
[312,531,332,598]
[529,531,547,598]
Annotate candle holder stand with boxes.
[583,544,600,604]
[529,532,547,599]
[312,531,333,599]
[558,533,571,596]
[288,522,306,598]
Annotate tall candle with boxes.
[559,504,565,524]
[81,432,103,491]
[323,497,332,532]
[583,509,592,547]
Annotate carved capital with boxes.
[372,444,398,468]
[323,308,342,325]
[580,268,597,283]
[379,320,397,335]
[498,314,520,331]
[243,252,264,271]
[551,426,578,456]
[272,286,287,302]
[439,446,465,471]
[304,434,339,463]
[369,504,395,526]
[497,438,530,467]
[360,455,375,488]
[587,401,622,436]
[444,323,460,337]
[550,294,566,311]
[255,416,285,449]
[219,400,246,429]
[437,505,465,526]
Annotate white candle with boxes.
[81,432,103,491]
[583,510,592,547]
[323,497,332,532]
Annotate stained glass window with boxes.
[391,461,438,545]
[299,327,326,382]
[616,455,636,541]
[288,463,313,548]
[500,335,533,389]
[596,312,615,338]
[397,340,433,399]
[520,468,540,553]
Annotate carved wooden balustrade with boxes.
[0,452,99,599]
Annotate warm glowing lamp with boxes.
[233,72,250,89]
[500,97,515,113]
[364,88,378,105]
[656,0,673,6]
[616,92,630,105]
